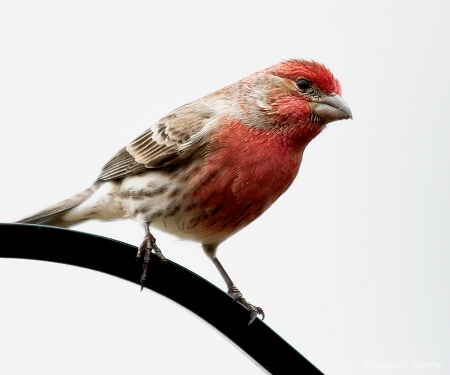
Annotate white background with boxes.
[0,0,449,374]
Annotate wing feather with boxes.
[98,102,216,181]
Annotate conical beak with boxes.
[310,94,352,123]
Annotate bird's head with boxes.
[263,59,352,124]
[240,59,352,138]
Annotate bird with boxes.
[18,59,352,324]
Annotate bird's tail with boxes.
[17,182,101,228]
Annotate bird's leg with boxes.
[136,222,167,290]
[210,255,265,325]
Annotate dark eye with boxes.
[296,78,311,92]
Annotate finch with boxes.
[18,59,352,324]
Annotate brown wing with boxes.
[98,102,215,181]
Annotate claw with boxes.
[234,296,265,325]
[137,223,167,290]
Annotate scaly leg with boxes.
[204,244,265,325]
[136,222,167,290]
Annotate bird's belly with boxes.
[118,168,284,244]
[119,122,302,244]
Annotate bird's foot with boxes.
[228,286,265,325]
[136,231,167,290]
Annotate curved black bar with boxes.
[0,223,324,374]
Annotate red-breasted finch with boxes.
[19,59,352,324]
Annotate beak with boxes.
[310,94,352,123]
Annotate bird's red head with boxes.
[264,59,342,96]
[254,59,351,130]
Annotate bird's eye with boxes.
[296,78,311,92]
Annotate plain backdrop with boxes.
[0,0,449,374]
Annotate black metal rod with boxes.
[0,223,324,374]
